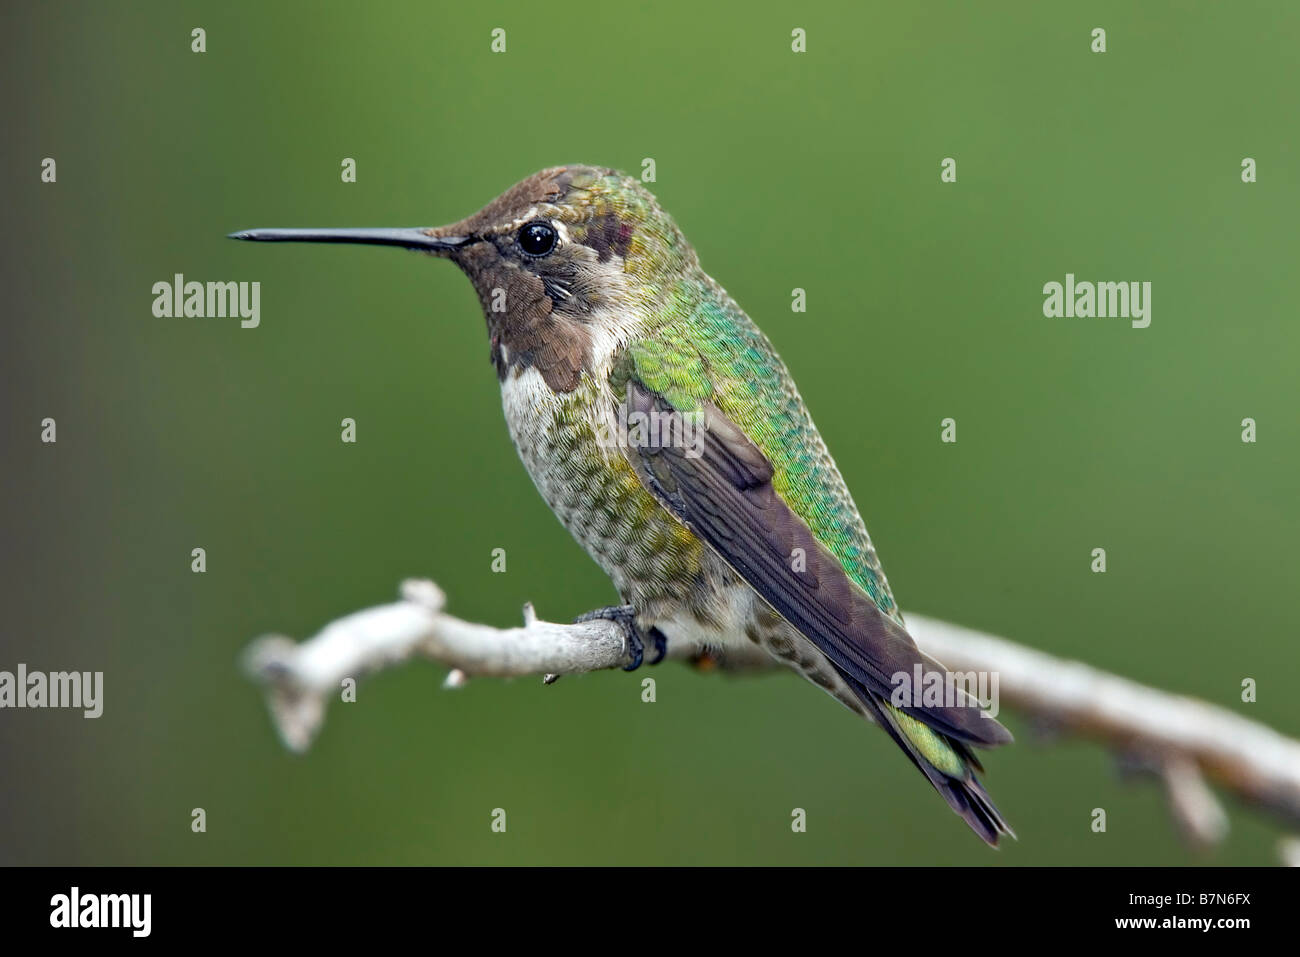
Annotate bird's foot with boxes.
[573,604,667,671]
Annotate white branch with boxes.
[243,579,1300,857]
[242,580,632,751]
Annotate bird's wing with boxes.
[613,361,1009,749]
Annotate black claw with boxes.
[647,627,668,665]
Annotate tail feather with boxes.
[937,772,1015,846]
[859,688,1014,847]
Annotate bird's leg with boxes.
[572,604,667,670]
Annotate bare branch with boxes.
[242,580,630,751]
[242,580,1300,858]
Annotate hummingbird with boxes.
[231,165,1014,845]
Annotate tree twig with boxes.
[242,579,1300,860]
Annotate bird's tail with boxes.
[861,691,1015,847]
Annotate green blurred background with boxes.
[2,1,1296,865]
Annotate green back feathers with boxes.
[616,277,903,627]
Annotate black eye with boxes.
[518,221,557,256]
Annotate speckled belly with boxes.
[499,366,709,614]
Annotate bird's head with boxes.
[231,165,691,390]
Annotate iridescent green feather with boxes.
[626,279,902,624]
[618,277,968,780]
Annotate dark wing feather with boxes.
[624,381,1010,748]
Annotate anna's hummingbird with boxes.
[232,165,1014,845]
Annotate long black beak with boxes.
[227,227,471,253]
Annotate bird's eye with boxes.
[518,221,558,256]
